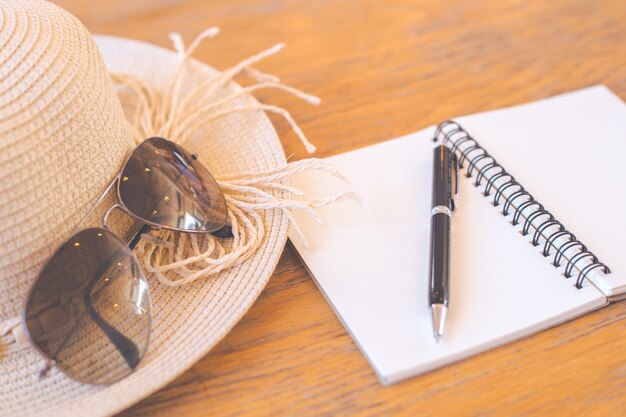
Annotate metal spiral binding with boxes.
[433,120,610,288]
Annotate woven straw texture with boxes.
[0,1,288,416]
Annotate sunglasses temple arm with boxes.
[125,222,233,248]
[81,247,144,370]
[127,223,152,251]
[210,224,233,238]
[83,294,141,369]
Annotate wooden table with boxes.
[56,0,626,415]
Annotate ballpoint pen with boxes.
[428,144,458,342]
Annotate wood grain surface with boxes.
[55,0,626,415]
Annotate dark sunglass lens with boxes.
[24,228,151,384]
[118,137,228,232]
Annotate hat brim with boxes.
[4,35,289,417]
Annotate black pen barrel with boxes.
[429,144,451,308]
[429,213,450,306]
[432,145,451,208]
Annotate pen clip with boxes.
[450,151,459,211]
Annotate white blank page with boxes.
[289,87,623,384]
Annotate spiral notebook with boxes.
[288,86,626,385]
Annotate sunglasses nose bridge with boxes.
[101,203,126,229]
[100,196,155,249]
[101,204,153,251]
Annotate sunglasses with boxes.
[21,137,229,384]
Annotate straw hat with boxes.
[0,1,291,415]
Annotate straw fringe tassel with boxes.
[112,29,360,287]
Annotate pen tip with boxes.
[430,304,447,343]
